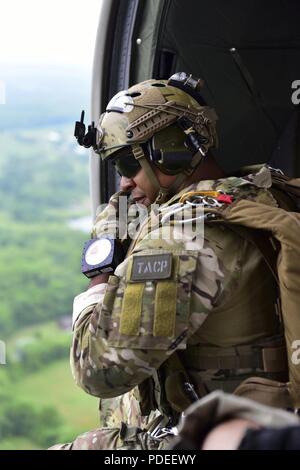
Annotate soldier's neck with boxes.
[181,153,225,190]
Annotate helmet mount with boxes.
[75,73,218,203]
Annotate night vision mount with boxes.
[168,72,206,106]
[74,110,97,149]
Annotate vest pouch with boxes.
[219,198,300,407]
[233,376,292,409]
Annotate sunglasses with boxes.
[113,153,141,178]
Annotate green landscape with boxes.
[0,65,100,449]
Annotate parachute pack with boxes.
[210,169,300,408]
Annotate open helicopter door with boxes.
[90,0,300,219]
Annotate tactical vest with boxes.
[130,166,300,420]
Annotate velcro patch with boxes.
[131,253,172,281]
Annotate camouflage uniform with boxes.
[171,390,299,450]
[52,165,286,450]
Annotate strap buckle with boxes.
[150,425,178,440]
[268,165,284,175]
[186,195,223,208]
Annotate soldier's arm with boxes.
[70,233,229,399]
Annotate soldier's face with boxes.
[120,167,177,205]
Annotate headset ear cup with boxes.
[144,140,159,166]
[148,125,194,175]
[160,151,194,173]
[147,137,170,171]
[151,148,163,163]
[146,118,211,175]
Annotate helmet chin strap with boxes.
[132,144,206,204]
[132,144,169,204]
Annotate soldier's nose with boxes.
[120,177,136,191]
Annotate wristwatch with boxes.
[81,236,125,278]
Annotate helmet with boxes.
[95,72,218,202]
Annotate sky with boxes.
[0,0,102,67]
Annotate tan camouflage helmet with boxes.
[95,74,218,202]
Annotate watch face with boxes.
[85,239,112,266]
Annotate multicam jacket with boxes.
[71,165,287,426]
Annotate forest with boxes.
[0,65,99,449]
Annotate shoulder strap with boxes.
[270,170,300,202]
[223,223,279,285]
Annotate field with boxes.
[0,65,100,449]
[1,321,99,448]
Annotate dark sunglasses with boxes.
[113,153,141,178]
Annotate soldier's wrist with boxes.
[72,282,108,327]
[89,273,110,288]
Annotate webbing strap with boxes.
[271,172,300,199]
[119,423,141,443]
[153,281,177,337]
[120,283,144,335]
[182,344,287,373]
[131,144,163,194]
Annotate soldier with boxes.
[171,390,300,450]
[51,73,290,450]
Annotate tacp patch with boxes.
[131,253,172,281]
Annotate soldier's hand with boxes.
[201,418,260,450]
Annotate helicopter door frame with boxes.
[90,0,140,219]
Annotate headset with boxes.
[147,72,209,175]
